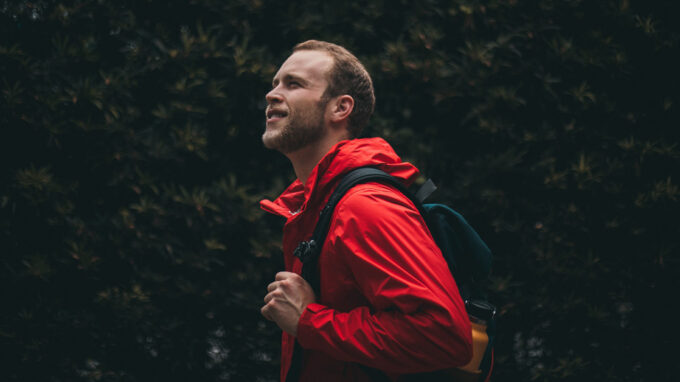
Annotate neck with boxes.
[286,131,348,184]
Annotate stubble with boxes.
[262,100,327,154]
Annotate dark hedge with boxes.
[1,1,678,381]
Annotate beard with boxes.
[262,100,326,154]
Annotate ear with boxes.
[328,95,354,124]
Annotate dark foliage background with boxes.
[1,0,678,381]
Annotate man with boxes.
[260,40,472,381]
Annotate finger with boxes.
[264,291,275,304]
[275,271,296,281]
[261,304,272,321]
[267,281,278,293]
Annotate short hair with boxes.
[293,40,375,138]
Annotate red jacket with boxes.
[260,138,472,381]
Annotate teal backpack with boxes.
[290,167,496,382]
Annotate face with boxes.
[263,50,333,154]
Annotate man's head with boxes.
[293,40,375,138]
[263,41,374,153]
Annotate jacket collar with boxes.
[260,137,420,219]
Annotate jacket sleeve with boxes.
[296,184,473,373]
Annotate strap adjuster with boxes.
[293,240,317,263]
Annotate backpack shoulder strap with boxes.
[288,167,405,382]
[294,167,420,295]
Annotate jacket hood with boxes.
[260,137,420,218]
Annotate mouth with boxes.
[266,108,289,122]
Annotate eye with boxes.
[288,80,301,88]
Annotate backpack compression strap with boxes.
[293,167,426,295]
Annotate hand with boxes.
[261,271,316,336]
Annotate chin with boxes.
[262,131,283,151]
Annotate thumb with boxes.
[275,271,297,281]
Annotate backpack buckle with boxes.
[293,240,317,263]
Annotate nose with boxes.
[266,86,283,104]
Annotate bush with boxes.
[1,1,677,381]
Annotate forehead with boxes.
[273,50,333,86]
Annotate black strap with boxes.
[294,167,426,295]
[415,178,437,203]
[285,342,303,382]
[287,168,424,382]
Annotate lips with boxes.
[266,108,289,121]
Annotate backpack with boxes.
[290,167,496,382]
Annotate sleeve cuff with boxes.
[297,303,327,346]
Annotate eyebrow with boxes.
[272,74,308,88]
